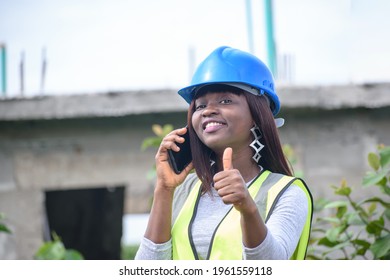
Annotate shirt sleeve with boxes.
[243,184,309,260]
[134,237,172,260]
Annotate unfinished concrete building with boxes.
[0,83,389,259]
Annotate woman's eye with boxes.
[195,104,206,110]
[220,99,232,104]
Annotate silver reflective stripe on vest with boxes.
[253,172,290,221]
[171,173,199,226]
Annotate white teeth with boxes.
[205,122,223,129]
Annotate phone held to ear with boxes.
[167,129,192,174]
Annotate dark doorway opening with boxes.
[44,186,125,260]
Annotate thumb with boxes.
[223,147,233,170]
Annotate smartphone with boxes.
[167,129,192,174]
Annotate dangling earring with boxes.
[209,151,216,166]
[250,125,264,163]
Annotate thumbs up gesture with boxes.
[222,147,233,171]
[213,147,251,212]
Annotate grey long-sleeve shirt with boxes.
[135,176,308,260]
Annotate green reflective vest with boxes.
[171,170,313,260]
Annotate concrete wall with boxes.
[1,84,389,259]
[279,107,389,199]
[0,113,186,259]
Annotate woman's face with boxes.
[191,91,254,154]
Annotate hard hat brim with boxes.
[178,81,280,116]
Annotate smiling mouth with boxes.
[203,121,226,132]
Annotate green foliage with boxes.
[141,124,174,181]
[34,232,84,260]
[1,213,83,259]
[308,144,390,260]
[0,212,11,234]
[121,244,140,260]
[141,124,174,151]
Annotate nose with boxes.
[201,103,219,117]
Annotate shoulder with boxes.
[264,171,310,195]
[258,171,311,213]
[263,173,310,223]
[173,172,199,201]
[280,184,309,206]
[268,173,311,216]
[171,172,200,224]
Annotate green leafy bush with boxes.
[34,232,84,260]
[0,213,11,234]
[121,244,140,260]
[141,124,174,181]
[308,145,390,259]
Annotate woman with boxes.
[135,46,313,260]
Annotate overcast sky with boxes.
[1,0,390,97]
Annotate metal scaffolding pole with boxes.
[264,0,277,76]
[0,44,6,96]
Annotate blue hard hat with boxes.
[178,46,280,116]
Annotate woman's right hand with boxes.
[155,127,193,191]
[143,127,193,244]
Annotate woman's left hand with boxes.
[213,147,256,214]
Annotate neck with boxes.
[239,162,262,183]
